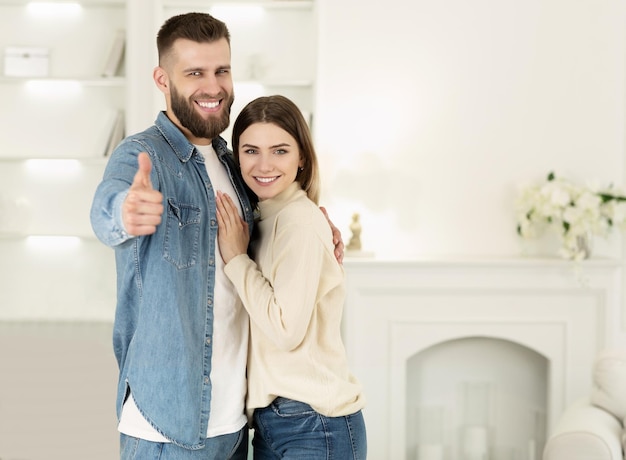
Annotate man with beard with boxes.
[90,12,343,460]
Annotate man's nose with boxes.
[200,75,222,95]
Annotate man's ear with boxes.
[153,66,169,93]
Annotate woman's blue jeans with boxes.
[252,397,367,459]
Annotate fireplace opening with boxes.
[406,336,548,460]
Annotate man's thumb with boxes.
[133,152,153,189]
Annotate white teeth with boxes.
[256,177,277,183]
[198,101,219,109]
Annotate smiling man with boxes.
[90,13,254,460]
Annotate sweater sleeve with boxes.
[224,214,328,351]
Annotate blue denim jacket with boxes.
[90,112,254,449]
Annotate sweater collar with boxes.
[258,182,305,220]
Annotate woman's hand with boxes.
[216,191,250,264]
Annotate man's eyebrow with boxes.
[214,64,232,73]
[182,64,231,72]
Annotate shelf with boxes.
[0,233,97,240]
[0,157,110,164]
[0,76,125,87]
[0,0,124,5]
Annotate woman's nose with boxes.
[257,154,273,172]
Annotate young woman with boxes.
[216,95,367,459]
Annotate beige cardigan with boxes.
[224,182,365,420]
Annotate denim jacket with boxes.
[90,112,254,449]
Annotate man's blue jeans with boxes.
[252,397,367,459]
[120,426,248,460]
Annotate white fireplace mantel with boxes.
[342,257,624,460]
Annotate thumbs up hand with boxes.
[122,152,164,236]
[132,151,155,191]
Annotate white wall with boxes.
[314,0,626,259]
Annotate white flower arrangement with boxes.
[516,172,626,260]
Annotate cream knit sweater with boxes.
[224,182,365,420]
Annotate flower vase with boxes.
[575,233,592,259]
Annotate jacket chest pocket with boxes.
[163,198,202,269]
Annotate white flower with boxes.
[516,172,626,259]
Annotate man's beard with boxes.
[170,84,234,141]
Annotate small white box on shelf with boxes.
[4,46,49,77]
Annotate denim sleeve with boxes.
[90,139,148,247]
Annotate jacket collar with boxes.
[154,111,230,162]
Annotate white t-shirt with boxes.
[118,144,249,441]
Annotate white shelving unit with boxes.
[0,0,126,236]
[0,0,126,158]
[0,0,125,321]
